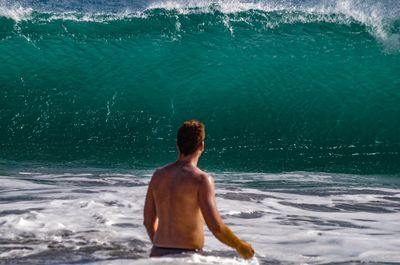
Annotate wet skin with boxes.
[143,143,255,259]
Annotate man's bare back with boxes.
[146,161,206,249]
[143,120,254,259]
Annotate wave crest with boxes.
[0,0,399,51]
[145,0,400,50]
[0,1,32,22]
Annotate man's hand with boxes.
[236,240,255,259]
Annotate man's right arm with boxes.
[198,174,255,259]
[143,172,158,242]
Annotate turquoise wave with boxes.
[0,8,399,173]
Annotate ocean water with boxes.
[1,0,400,264]
[0,0,399,173]
[0,167,400,264]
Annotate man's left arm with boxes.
[143,177,158,242]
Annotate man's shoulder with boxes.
[149,165,168,184]
[193,168,213,183]
[151,163,213,184]
[152,163,174,176]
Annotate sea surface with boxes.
[1,0,400,264]
[0,166,400,264]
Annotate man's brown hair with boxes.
[177,120,205,156]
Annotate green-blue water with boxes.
[1,1,400,173]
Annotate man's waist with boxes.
[150,245,203,257]
[153,245,202,251]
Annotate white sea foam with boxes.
[147,0,399,48]
[1,0,399,49]
[0,169,399,264]
[88,254,259,265]
[0,0,32,21]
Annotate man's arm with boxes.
[198,174,255,259]
[143,176,158,242]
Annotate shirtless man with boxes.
[143,120,255,259]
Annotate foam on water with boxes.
[0,167,399,264]
[0,0,32,22]
[146,0,400,50]
[0,0,399,49]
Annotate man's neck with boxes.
[177,153,200,167]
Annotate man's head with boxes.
[177,120,205,156]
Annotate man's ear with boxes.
[200,141,205,152]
